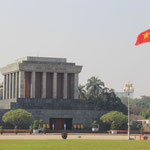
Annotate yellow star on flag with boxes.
[143,32,150,39]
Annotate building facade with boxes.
[1,56,82,100]
[0,57,103,130]
[115,92,134,99]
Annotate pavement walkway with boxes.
[0,133,140,140]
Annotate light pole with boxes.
[124,80,134,140]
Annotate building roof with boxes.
[15,56,67,63]
[0,56,82,74]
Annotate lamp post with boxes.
[124,80,134,140]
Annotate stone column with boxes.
[53,72,57,99]
[63,73,67,99]
[9,73,12,99]
[15,72,18,98]
[42,72,46,98]
[3,75,6,99]
[18,71,24,98]
[6,74,9,99]
[74,73,79,99]
[12,73,14,99]
[31,71,35,98]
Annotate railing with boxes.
[2,129,29,132]
[108,129,150,134]
[0,129,150,134]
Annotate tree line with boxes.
[121,95,150,119]
[78,76,127,114]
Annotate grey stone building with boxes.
[0,57,102,130]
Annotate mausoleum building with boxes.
[0,57,102,130]
[1,56,82,100]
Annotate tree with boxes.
[78,84,87,100]
[136,124,144,134]
[120,95,150,116]
[78,76,127,114]
[140,108,150,119]
[100,111,127,130]
[109,89,116,98]
[125,95,150,109]
[136,124,142,130]
[99,89,127,114]
[100,88,116,110]
[2,109,33,129]
[86,76,104,99]
[130,106,142,116]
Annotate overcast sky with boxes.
[0,0,150,98]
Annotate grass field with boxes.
[0,140,149,150]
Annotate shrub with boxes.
[33,120,39,129]
[92,120,98,128]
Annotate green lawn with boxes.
[0,140,149,150]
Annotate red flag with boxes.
[135,29,150,45]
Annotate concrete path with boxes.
[0,133,140,140]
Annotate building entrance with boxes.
[50,118,72,130]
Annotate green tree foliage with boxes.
[136,124,142,130]
[78,84,87,100]
[130,106,142,116]
[99,88,127,113]
[140,108,150,119]
[86,76,104,98]
[121,96,150,109]
[32,120,39,129]
[120,96,150,117]
[132,96,150,108]
[92,120,98,128]
[100,111,127,130]
[78,76,127,114]
[131,96,150,118]
[2,109,33,129]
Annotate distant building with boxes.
[115,92,134,99]
[130,114,144,127]
[135,119,150,130]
